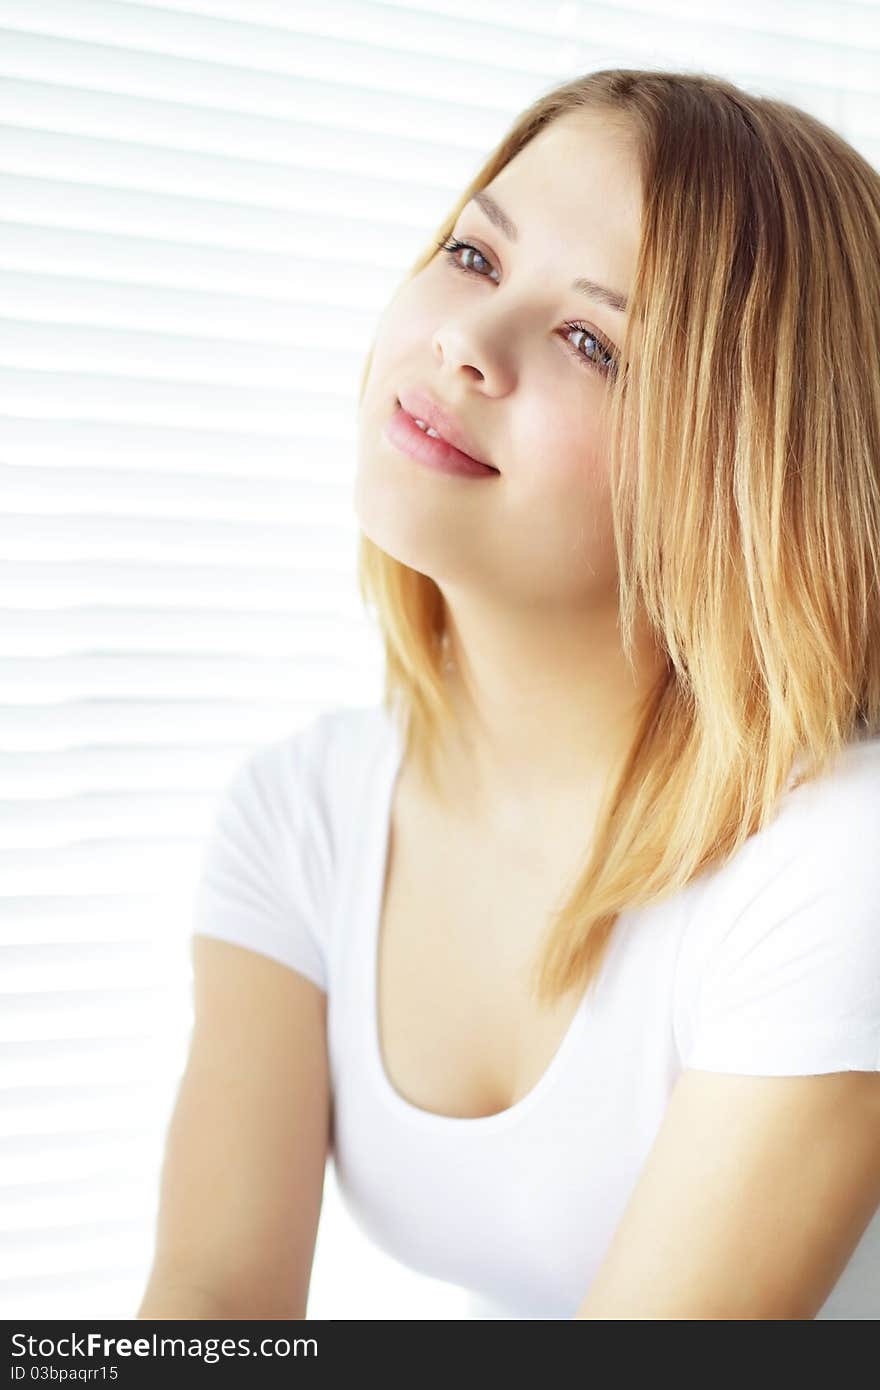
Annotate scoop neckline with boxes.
[365,706,592,1134]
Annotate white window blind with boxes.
[2,0,878,1322]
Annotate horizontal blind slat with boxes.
[0,418,363,478]
[0,23,563,107]
[0,76,490,175]
[0,562,359,605]
[0,698,337,746]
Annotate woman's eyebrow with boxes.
[467,189,629,316]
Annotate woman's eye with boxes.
[563,324,618,376]
[437,237,499,282]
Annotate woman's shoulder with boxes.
[190,699,402,987]
[306,698,405,799]
[245,698,401,793]
[783,727,880,823]
[672,731,880,1075]
[672,729,880,983]
[698,729,880,901]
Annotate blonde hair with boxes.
[355,68,880,1008]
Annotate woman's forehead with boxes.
[477,118,642,297]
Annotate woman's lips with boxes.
[384,403,501,479]
[396,387,495,470]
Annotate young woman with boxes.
[140,69,880,1321]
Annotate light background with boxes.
[2,0,878,1320]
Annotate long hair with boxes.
[354,69,880,1008]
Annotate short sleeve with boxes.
[191,718,332,992]
[684,748,880,1076]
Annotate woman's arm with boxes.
[136,934,331,1320]
[574,1067,880,1319]
[136,1276,233,1320]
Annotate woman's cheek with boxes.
[522,416,606,501]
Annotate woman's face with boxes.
[354,111,642,611]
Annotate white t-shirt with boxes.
[192,701,880,1320]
